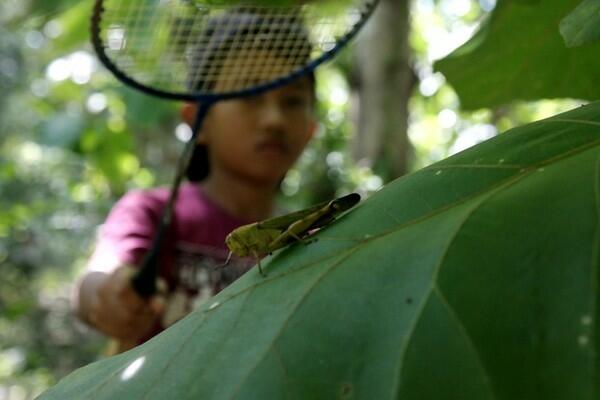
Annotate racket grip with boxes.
[130,253,158,298]
[129,102,211,298]
[130,225,166,298]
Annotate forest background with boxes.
[1,0,597,398]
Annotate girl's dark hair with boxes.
[185,7,315,182]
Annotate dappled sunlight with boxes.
[86,93,108,114]
[174,123,193,143]
[448,124,497,155]
[120,356,146,382]
[46,51,96,85]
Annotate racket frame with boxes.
[91,0,380,102]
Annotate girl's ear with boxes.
[307,119,319,140]
[180,103,196,125]
[181,103,209,145]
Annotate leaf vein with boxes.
[547,118,600,128]
[139,307,219,399]
[391,180,495,398]
[225,248,359,400]
[434,286,497,399]
[591,154,600,392]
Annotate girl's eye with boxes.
[283,95,309,108]
[242,95,262,104]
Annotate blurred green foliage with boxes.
[434,0,600,109]
[0,0,591,398]
[560,0,600,47]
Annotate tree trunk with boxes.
[350,0,413,182]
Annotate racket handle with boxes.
[130,102,213,298]
[130,225,166,297]
[131,216,173,298]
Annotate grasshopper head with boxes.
[225,231,250,257]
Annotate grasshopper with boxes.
[222,193,360,275]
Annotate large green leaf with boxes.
[434,0,600,110]
[40,102,600,399]
[560,0,600,47]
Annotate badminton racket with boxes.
[91,0,379,297]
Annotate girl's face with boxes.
[196,77,316,186]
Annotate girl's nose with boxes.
[258,99,286,131]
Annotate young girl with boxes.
[75,9,318,352]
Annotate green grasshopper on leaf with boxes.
[221,193,361,276]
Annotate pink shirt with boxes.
[87,182,253,333]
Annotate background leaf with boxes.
[434,0,600,110]
[560,0,600,47]
[40,102,600,399]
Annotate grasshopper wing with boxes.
[257,193,360,231]
[256,200,331,230]
[257,193,361,234]
[306,192,361,230]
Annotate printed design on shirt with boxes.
[161,242,252,328]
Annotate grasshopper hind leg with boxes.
[290,232,318,246]
[254,252,266,277]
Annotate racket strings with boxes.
[195,14,312,92]
[95,0,375,96]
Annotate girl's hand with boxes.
[86,266,165,343]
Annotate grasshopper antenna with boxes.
[215,251,233,270]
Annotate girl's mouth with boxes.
[255,139,289,156]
